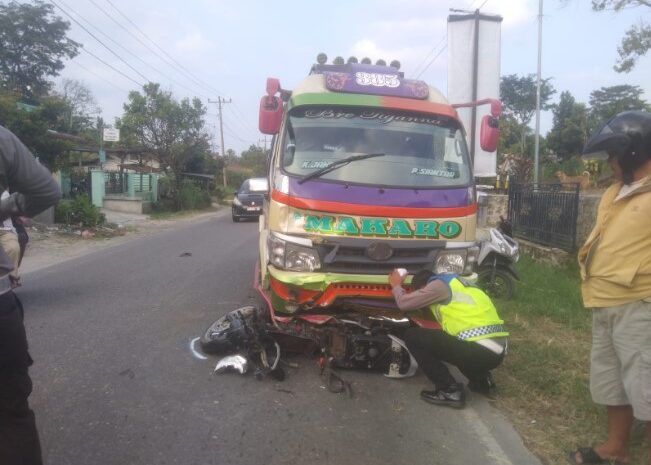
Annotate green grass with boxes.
[492,256,647,465]
[502,255,588,329]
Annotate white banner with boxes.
[448,13,502,177]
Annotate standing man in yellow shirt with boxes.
[569,111,651,465]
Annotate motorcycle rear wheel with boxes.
[477,268,514,300]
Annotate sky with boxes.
[51,0,651,154]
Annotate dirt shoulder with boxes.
[20,208,227,275]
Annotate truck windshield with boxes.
[282,107,472,188]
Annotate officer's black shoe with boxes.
[420,384,466,409]
[468,372,495,395]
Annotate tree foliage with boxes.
[0,92,72,171]
[119,83,210,186]
[588,84,649,127]
[239,144,267,177]
[591,0,651,72]
[0,1,80,100]
[500,74,555,156]
[547,91,589,161]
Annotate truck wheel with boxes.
[477,268,514,300]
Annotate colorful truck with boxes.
[256,55,500,328]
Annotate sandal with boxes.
[566,447,626,465]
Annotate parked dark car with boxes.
[232,177,268,222]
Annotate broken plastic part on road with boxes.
[214,355,248,375]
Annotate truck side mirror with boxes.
[259,78,283,135]
[480,115,499,152]
[259,95,283,135]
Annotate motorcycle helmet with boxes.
[583,110,651,184]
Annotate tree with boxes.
[119,83,210,192]
[240,145,267,177]
[547,91,589,161]
[588,84,649,128]
[183,144,216,175]
[0,92,72,171]
[591,0,651,72]
[500,74,555,157]
[0,1,80,100]
[53,79,101,134]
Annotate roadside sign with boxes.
[103,127,120,142]
[99,149,106,163]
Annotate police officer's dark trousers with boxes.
[404,326,504,390]
[0,291,42,465]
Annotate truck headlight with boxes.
[435,251,466,274]
[232,197,242,207]
[268,235,321,272]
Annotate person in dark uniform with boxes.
[0,125,62,465]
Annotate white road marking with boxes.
[462,405,514,465]
[189,337,207,360]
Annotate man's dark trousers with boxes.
[0,291,42,465]
[404,326,504,389]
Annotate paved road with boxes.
[20,211,541,465]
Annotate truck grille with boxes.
[315,237,445,275]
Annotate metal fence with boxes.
[104,172,128,195]
[133,173,153,193]
[507,183,580,251]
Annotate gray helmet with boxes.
[583,111,651,183]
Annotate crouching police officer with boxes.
[389,269,508,408]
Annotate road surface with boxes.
[20,211,541,465]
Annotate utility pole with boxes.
[534,0,543,184]
[258,137,267,153]
[208,97,231,187]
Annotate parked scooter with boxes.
[476,217,519,300]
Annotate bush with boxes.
[157,176,174,199]
[153,178,211,212]
[178,179,211,210]
[55,196,105,228]
[226,170,249,192]
[212,185,236,204]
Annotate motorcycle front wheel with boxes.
[200,315,234,354]
[477,268,514,300]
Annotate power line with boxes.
[50,0,151,84]
[416,41,447,79]
[73,0,212,99]
[88,0,205,94]
[223,122,250,144]
[104,0,224,98]
[67,58,130,93]
[230,103,259,134]
[78,47,143,87]
[411,34,447,77]
[227,105,258,137]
